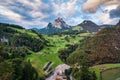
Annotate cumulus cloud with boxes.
[51,0,78,17]
[0,0,119,28]
[0,5,23,21]
[0,0,50,28]
[97,6,119,25]
[97,12,118,24]
[82,0,120,13]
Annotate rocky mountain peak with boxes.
[47,17,69,29]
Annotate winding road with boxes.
[46,64,71,80]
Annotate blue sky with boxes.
[0,0,120,29]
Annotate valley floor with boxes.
[25,33,90,78]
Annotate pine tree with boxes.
[21,61,38,80]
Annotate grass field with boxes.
[90,64,120,80]
[25,33,90,77]
[8,27,39,38]
[101,68,120,80]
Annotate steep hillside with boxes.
[78,20,101,32]
[67,21,120,66]
[0,23,47,80]
[0,23,47,52]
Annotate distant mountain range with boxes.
[33,18,114,34]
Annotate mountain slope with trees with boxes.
[67,20,120,66]
[0,23,49,79]
[0,23,48,52]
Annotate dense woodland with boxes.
[0,23,48,80]
[0,23,48,52]
[0,42,43,80]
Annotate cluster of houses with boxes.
[46,64,70,80]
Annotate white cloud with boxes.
[82,0,120,13]
[98,12,118,24]
[66,16,83,26]
[0,0,50,28]
[16,19,48,29]
[0,0,119,28]
[51,0,78,17]
[61,0,77,15]
[17,0,49,10]
[0,5,23,21]
[96,5,119,24]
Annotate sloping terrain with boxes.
[67,21,120,66]
[0,23,47,52]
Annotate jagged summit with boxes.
[37,17,70,34]
[47,17,69,29]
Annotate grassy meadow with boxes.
[90,64,120,80]
[25,33,90,76]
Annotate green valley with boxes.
[1,20,120,80]
[26,33,90,76]
[1,1,120,80]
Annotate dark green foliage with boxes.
[0,23,24,29]
[4,46,31,58]
[0,60,14,80]
[0,58,39,80]
[0,43,9,61]
[72,67,97,80]
[67,50,87,66]
[0,22,47,52]
[12,33,44,52]
[65,68,72,80]
[70,54,97,80]
[92,71,97,80]
[21,61,39,80]
[58,44,78,63]
[12,58,23,80]
[0,45,39,80]
[65,36,70,42]
[0,22,46,80]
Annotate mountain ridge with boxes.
[33,19,109,34]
